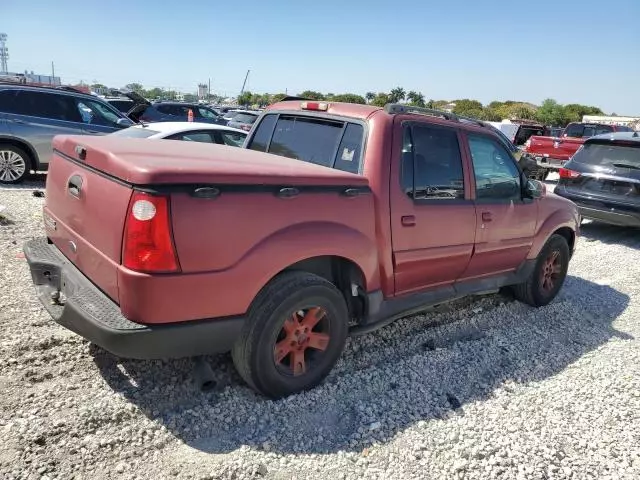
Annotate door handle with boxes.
[68,175,83,198]
[482,212,493,222]
[83,129,100,134]
[401,215,416,227]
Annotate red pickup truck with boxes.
[523,122,634,179]
[24,102,580,398]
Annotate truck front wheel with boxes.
[231,271,349,398]
[512,234,570,307]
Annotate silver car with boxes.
[0,84,133,183]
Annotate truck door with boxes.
[460,132,537,279]
[389,118,476,296]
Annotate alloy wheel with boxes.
[0,150,27,183]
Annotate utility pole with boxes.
[51,61,55,85]
[240,69,250,96]
[208,78,211,101]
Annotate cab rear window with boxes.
[248,114,364,174]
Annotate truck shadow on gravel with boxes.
[91,275,631,455]
[580,222,639,250]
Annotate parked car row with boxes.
[522,121,634,180]
[0,83,254,183]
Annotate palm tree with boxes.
[407,91,425,107]
[389,87,406,103]
[365,92,375,104]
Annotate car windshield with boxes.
[572,143,640,168]
[233,113,258,124]
[110,127,160,138]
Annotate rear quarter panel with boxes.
[167,189,380,319]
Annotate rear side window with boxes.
[110,127,160,138]
[401,124,465,200]
[564,124,584,138]
[167,131,215,143]
[249,114,364,173]
[595,125,614,135]
[13,91,82,122]
[0,90,19,113]
[615,125,633,132]
[233,113,258,124]
[572,143,640,168]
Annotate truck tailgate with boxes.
[44,137,133,303]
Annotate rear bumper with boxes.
[23,238,245,359]
[554,189,640,228]
[531,154,568,170]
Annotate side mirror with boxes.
[525,179,546,199]
[116,117,133,128]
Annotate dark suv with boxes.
[555,132,640,228]
[129,101,226,125]
[0,83,133,183]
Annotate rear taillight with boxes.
[122,191,180,273]
[559,168,581,179]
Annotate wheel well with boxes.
[553,227,575,255]
[282,256,367,321]
[0,137,39,170]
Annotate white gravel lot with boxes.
[1,176,639,480]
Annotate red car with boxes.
[24,101,580,398]
[523,122,634,179]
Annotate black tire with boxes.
[0,144,32,184]
[512,234,570,307]
[231,271,349,398]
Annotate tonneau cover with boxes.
[53,135,369,186]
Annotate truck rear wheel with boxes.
[512,234,570,307]
[231,271,349,398]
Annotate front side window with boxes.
[468,134,521,201]
[198,107,218,119]
[248,114,364,173]
[75,99,123,127]
[401,124,465,200]
[220,131,246,147]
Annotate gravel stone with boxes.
[1,176,640,479]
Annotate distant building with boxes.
[582,115,640,127]
[198,83,208,100]
[0,71,61,86]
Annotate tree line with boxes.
[109,83,606,127]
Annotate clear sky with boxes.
[3,0,639,114]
